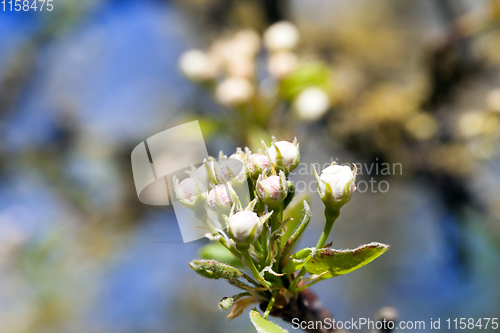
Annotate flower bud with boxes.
[256,172,288,207]
[315,163,356,207]
[228,210,262,246]
[267,51,298,79]
[207,184,237,213]
[219,297,234,311]
[294,87,330,121]
[267,139,300,173]
[179,50,216,82]
[486,88,500,113]
[226,57,255,79]
[216,77,254,107]
[234,30,261,57]
[173,177,206,208]
[263,21,300,52]
[247,153,270,179]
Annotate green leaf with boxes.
[281,201,311,257]
[280,63,331,101]
[199,242,243,267]
[281,193,310,244]
[283,248,314,274]
[306,242,389,279]
[250,309,288,333]
[284,242,389,278]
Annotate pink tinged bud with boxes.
[174,177,204,207]
[228,210,262,245]
[247,153,270,179]
[256,173,288,206]
[268,140,300,173]
[267,51,298,79]
[315,164,356,206]
[207,185,234,212]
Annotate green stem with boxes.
[290,206,341,292]
[241,248,271,288]
[315,207,340,249]
[294,278,322,293]
[270,205,281,233]
[218,238,242,260]
[247,178,255,201]
[288,269,306,291]
[194,207,217,235]
[271,202,284,271]
[264,289,278,319]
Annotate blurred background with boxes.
[1,0,500,332]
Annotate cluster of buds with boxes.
[183,136,391,333]
[178,21,331,121]
[173,138,300,242]
[174,137,358,249]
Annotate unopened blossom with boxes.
[486,88,500,113]
[179,50,216,82]
[233,30,261,57]
[207,184,235,212]
[263,21,300,52]
[226,57,255,79]
[256,172,288,207]
[216,77,254,107]
[228,210,263,246]
[267,140,300,173]
[294,87,330,121]
[247,153,270,179]
[219,157,247,184]
[316,164,356,207]
[174,177,205,208]
[267,51,298,79]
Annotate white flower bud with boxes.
[315,164,356,207]
[207,184,236,212]
[228,210,262,246]
[267,51,298,79]
[226,57,255,78]
[174,177,205,208]
[179,50,216,82]
[256,172,288,207]
[234,30,261,57]
[294,87,330,121]
[267,140,300,173]
[263,21,300,52]
[247,153,270,179]
[486,88,500,113]
[216,77,254,107]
